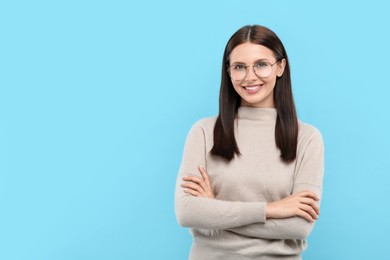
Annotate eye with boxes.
[254,62,269,68]
[232,64,245,71]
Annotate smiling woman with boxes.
[175,25,324,260]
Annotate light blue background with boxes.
[1,1,389,259]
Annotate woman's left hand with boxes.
[181,165,215,199]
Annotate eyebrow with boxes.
[230,58,272,65]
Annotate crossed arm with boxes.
[179,165,320,239]
[182,165,320,223]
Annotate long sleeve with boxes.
[226,217,314,240]
[174,120,266,230]
[226,126,325,240]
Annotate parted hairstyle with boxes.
[210,25,298,162]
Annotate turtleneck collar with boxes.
[237,106,277,121]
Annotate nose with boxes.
[245,66,257,81]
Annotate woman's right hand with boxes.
[266,191,320,222]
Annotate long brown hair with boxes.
[210,25,298,162]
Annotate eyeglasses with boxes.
[227,60,279,81]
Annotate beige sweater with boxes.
[175,107,324,260]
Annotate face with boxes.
[229,42,286,108]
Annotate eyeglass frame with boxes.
[227,59,281,80]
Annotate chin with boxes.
[241,96,274,108]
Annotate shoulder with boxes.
[182,116,217,149]
[297,120,324,147]
[298,120,322,138]
[184,115,217,142]
[190,115,217,132]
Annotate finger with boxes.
[183,176,208,192]
[198,165,212,188]
[183,188,200,197]
[295,190,320,201]
[182,184,208,198]
[205,191,215,199]
[183,175,209,192]
[303,190,320,201]
[181,182,205,193]
[300,198,320,215]
[297,209,315,222]
[299,204,318,220]
[181,181,209,197]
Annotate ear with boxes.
[276,59,286,77]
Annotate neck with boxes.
[240,98,276,109]
[237,106,277,121]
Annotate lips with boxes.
[242,84,262,94]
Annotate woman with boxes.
[175,25,324,259]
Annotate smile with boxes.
[242,84,263,94]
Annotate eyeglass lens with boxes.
[229,61,275,80]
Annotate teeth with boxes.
[244,86,259,90]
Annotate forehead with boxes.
[229,42,275,63]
